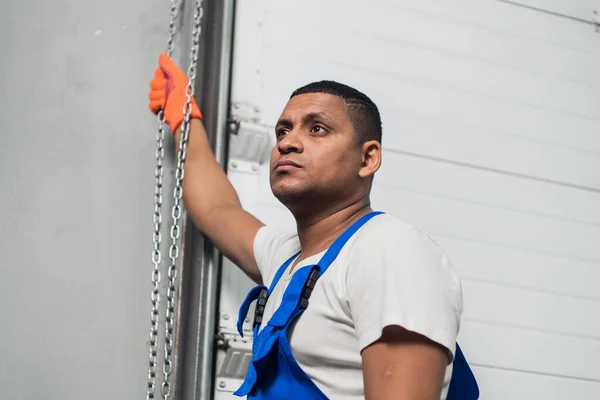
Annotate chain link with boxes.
[147,1,179,399]
[160,1,205,399]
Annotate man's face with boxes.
[269,92,364,205]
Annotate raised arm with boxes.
[149,54,264,283]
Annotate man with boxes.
[148,54,469,400]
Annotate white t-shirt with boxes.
[253,213,463,400]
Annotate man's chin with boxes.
[271,184,308,205]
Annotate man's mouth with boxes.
[274,159,302,171]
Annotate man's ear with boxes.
[359,140,382,179]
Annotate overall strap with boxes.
[236,285,267,337]
[316,211,384,275]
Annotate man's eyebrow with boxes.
[302,112,328,125]
[275,112,332,129]
[275,118,292,128]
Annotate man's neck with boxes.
[293,200,372,261]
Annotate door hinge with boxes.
[214,312,254,392]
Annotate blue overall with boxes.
[234,211,479,399]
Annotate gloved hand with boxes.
[148,54,203,133]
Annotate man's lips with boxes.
[274,159,303,171]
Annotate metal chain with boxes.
[161,1,204,399]
[147,1,178,399]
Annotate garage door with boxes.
[216,0,600,398]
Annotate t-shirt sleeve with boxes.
[253,225,300,288]
[346,225,463,362]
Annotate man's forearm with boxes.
[174,118,242,233]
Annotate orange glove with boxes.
[148,54,203,133]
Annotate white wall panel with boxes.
[471,366,600,400]
[459,321,600,381]
[375,152,600,225]
[267,0,600,78]
[437,236,600,301]
[381,0,600,54]
[462,281,600,340]
[265,19,600,119]
[508,0,600,21]
[370,186,600,261]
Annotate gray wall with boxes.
[0,1,181,398]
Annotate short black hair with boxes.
[290,80,382,144]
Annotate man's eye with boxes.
[311,125,325,133]
[276,128,289,138]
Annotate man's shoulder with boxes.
[354,213,440,250]
[349,212,459,279]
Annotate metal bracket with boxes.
[230,101,263,122]
[228,102,273,173]
[214,312,254,392]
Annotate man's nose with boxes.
[277,130,303,154]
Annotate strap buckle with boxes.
[299,267,320,309]
[253,288,269,327]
